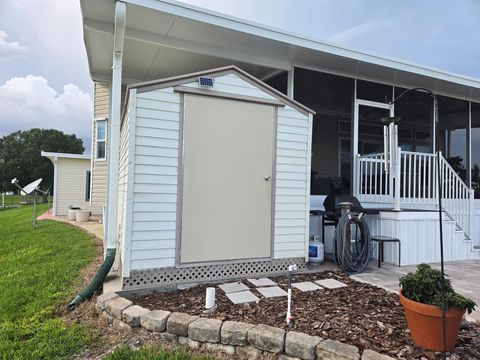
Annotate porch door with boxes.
[180,94,274,264]
[354,100,392,157]
[353,100,392,196]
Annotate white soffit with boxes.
[80,0,480,101]
[41,151,91,161]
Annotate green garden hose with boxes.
[67,248,116,311]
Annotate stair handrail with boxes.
[437,151,473,239]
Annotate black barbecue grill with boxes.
[311,195,379,241]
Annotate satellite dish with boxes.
[11,178,17,184]
[21,178,42,195]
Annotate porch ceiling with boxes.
[81,0,480,102]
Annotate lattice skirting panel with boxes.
[123,258,307,290]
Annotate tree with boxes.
[0,129,85,192]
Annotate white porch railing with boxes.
[355,150,474,239]
[356,153,391,203]
[400,151,437,204]
[438,153,474,239]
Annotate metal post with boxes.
[33,191,37,228]
[469,188,474,239]
[394,147,401,211]
[436,150,447,359]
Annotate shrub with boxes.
[399,263,476,314]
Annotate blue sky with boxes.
[1,0,479,151]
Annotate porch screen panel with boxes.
[437,96,469,183]
[294,67,354,195]
[471,102,480,198]
[394,87,434,153]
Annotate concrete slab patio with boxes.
[351,260,480,322]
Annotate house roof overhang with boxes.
[80,0,480,102]
[41,151,91,161]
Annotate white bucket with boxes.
[309,242,324,263]
[67,209,78,221]
[75,210,91,223]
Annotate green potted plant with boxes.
[399,263,476,351]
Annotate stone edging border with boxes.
[96,292,394,360]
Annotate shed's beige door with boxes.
[180,94,274,263]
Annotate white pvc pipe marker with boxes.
[205,287,216,309]
[286,264,297,325]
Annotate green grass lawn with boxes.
[0,204,97,359]
[0,205,216,360]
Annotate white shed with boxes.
[41,152,91,216]
[117,66,314,290]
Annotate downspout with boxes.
[105,0,126,251]
[68,1,126,310]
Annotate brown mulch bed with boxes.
[60,232,226,359]
[133,271,480,360]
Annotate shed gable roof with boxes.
[127,65,315,116]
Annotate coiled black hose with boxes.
[334,212,371,274]
[67,248,116,311]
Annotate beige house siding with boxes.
[90,82,127,215]
[55,158,91,216]
[90,82,110,214]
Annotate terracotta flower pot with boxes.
[399,290,465,351]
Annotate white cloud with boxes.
[0,30,27,60]
[0,75,93,152]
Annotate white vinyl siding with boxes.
[122,73,311,275]
[182,74,278,100]
[129,87,180,272]
[117,93,133,275]
[55,158,91,216]
[275,106,310,259]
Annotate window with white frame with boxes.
[96,120,107,160]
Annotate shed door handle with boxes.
[265,176,271,181]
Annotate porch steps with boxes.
[441,220,479,260]
[364,206,480,264]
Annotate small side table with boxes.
[371,235,401,268]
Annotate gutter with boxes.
[68,0,126,311]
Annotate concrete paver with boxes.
[315,278,347,289]
[226,290,260,304]
[257,286,288,298]
[247,278,277,287]
[219,282,249,294]
[292,281,323,292]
